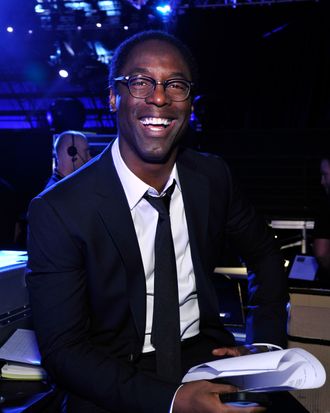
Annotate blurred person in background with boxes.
[45,130,91,189]
[313,155,330,282]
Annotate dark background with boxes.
[0,0,329,233]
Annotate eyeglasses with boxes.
[114,75,193,102]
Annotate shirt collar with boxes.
[111,138,181,210]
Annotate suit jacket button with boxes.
[128,353,134,362]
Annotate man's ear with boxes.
[109,88,117,112]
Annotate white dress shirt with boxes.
[111,138,200,352]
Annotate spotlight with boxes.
[34,4,44,14]
[58,69,69,78]
[155,4,172,16]
[6,26,14,33]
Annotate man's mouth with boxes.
[140,117,172,129]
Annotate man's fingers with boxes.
[212,344,263,357]
[211,347,240,357]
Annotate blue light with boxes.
[34,4,45,13]
[98,0,117,16]
[64,2,91,12]
[98,0,113,6]
[156,4,172,15]
[263,23,289,39]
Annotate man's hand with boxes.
[212,344,273,358]
[172,380,266,412]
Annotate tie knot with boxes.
[144,181,175,216]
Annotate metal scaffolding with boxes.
[187,0,318,7]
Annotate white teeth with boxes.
[140,117,171,126]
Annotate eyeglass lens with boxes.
[128,76,190,101]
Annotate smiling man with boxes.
[26,30,308,413]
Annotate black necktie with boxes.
[144,182,181,382]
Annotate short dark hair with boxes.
[109,30,198,91]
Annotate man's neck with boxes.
[56,164,75,178]
[118,146,178,193]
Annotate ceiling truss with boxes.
[0,0,322,130]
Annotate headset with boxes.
[67,134,78,167]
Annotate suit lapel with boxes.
[177,152,221,326]
[177,155,209,264]
[94,146,146,340]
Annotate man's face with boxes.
[72,135,92,171]
[75,139,92,169]
[320,159,330,196]
[110,39,193,170]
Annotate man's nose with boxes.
[146,84,169,106]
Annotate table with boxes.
[0,250,31,343]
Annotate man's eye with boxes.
[131,81,144,87]
[131,78,150,87]
[168,81,187,90]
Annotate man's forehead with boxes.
[123,40,190,77]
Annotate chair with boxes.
[213,267,248,344]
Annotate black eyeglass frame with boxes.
[113,75,194,102]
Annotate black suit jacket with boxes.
[26,143,288,413]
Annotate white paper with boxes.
[182,348,326,392]
[0,328,41,365]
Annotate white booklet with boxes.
[182,348,326,392]
[0,329,41,365]
[0,329,47,381]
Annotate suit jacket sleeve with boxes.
[222,162,289,348]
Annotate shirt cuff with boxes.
[252,342,283,351]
